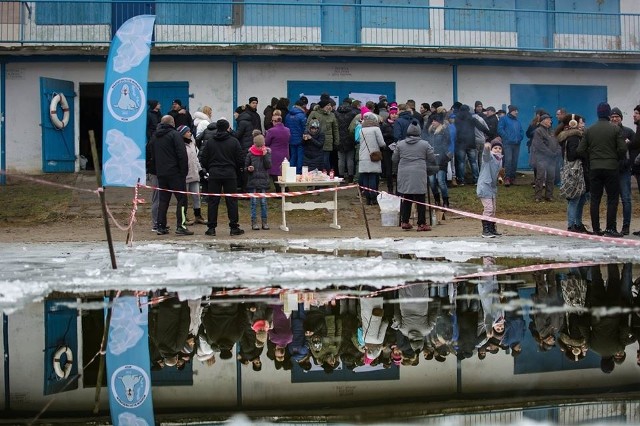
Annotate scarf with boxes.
[249,145,265,156]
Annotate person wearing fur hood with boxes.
[192,106,212,148]
[556,114,590,233]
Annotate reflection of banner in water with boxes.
[106,296,154,425]
[102,15,155,187]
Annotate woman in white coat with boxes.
[358,112,386,205]
[359,296,389,364]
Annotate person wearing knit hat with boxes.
[245,129,272,231]
[609,106,635,234]
[576,102,627,237]
[497,103,524,186]
[307,98,340,171]
[199,116,245,237]
[393,119,437,231]
[474,100,484,115]
[477,136,504,238]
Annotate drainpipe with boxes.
[3,313,9,410]
[451,64,458,103]
[1,61,5,186]
[232,58,238,130]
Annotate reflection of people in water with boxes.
[148,295,191,370]
[558,267,590,362]
[529,270,565,352]
[393,283,437,354]
[588,264,636,373]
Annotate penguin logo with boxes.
[107,78,145,123]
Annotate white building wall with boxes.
[4,59,640,174]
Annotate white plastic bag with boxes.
[377,192,401,212]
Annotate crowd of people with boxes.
[148,262,640,374]
[145,95,640,239]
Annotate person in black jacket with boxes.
[454,104,487,185]
[334,98,359,183]
[146,100,162,231]
[150,115,193,236]
[199,119,245,236]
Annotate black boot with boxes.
[490,222,502,237]
[443,197,450,208]
[482,221,495,238]
[434,193,442,206]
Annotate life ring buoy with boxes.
[49,93,70,130]
[53,345,73,379]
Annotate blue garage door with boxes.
[510,84,607,170]
[287,81,396,106]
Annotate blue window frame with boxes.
[156,1,233,25]
[36,0,110,25]
[554,0,620,36]
[444,0,516,32]
[361,0,430,30]
[243,0,320,27]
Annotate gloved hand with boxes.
[634,153,640,165]
[389,142,397,152]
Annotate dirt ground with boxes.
[0,173,574,244]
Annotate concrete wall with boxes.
[4,59,640,174]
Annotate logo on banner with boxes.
[111,365,150,408]
[107,77,145,122]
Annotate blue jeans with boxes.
[619,170,632,228]
[429,169,449,199]
[250,189,268,221]
[503,143,521,181]
[323,151,332,172]
[455,148,479,184]
[359,173,379,202]
[567,192,588,228]
[290,144,304,174]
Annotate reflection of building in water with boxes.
[2,276,639,422]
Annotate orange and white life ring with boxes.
[53,345,73,379]
[49,93,70,130]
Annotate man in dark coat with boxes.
[145,99,161,231]
[168,99,194,130]
[577,102,627,237]
[148,296,191,368]
[246,96,263,132]
[201,303,249,360]
[150,115,193,235]
[199,119,245,236]
[334,98,359,182]
[146,100,161,142]
[609,107,637,235]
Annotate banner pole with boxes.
[89,130,117,269]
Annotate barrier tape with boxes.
[358,185,640,247]
[137,182,358,199]
[3,170,640,247]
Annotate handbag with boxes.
[362,132,382,162]
[559,144,585,199]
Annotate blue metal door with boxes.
[515,0,549,50]
[510,84,607,169]
[40,77,75,173]
[112,1,156,39]
[147,81,190,120]
[44,300,78,395]
[322,0,359,45]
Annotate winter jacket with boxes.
[199,129,243,179]
[497,113,524,145]
[577,118,626,171]
[192,111,211,143]
[455,108,487,151]
[146,109,161,142]
[615,124,637,172]
[357,124,386,174]
[394,284,437,349]
[245,146,272,190]
[185,139,201,184]
[150,123,188,178]
[149,298,191,358]
[285,106,307,146]
[265,123,290,176]
[424,122,453,171]
[393,111,413,142]
[392,135,437,194]
[531,125,561,167]
[485,114,499,140]
[201,304,248,351]
[269,304,293,348]
[307,109,340,151]
[360,297,389,346]
[476,145,502,199]
[335,105,360,152]
[302,129,325,171]
[245,105,262,132]
[558,128,590,193]
[169,108,193,130]
[235,110,256,152]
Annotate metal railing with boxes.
[0,1,639,54]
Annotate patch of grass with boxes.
[0,176,74,224]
